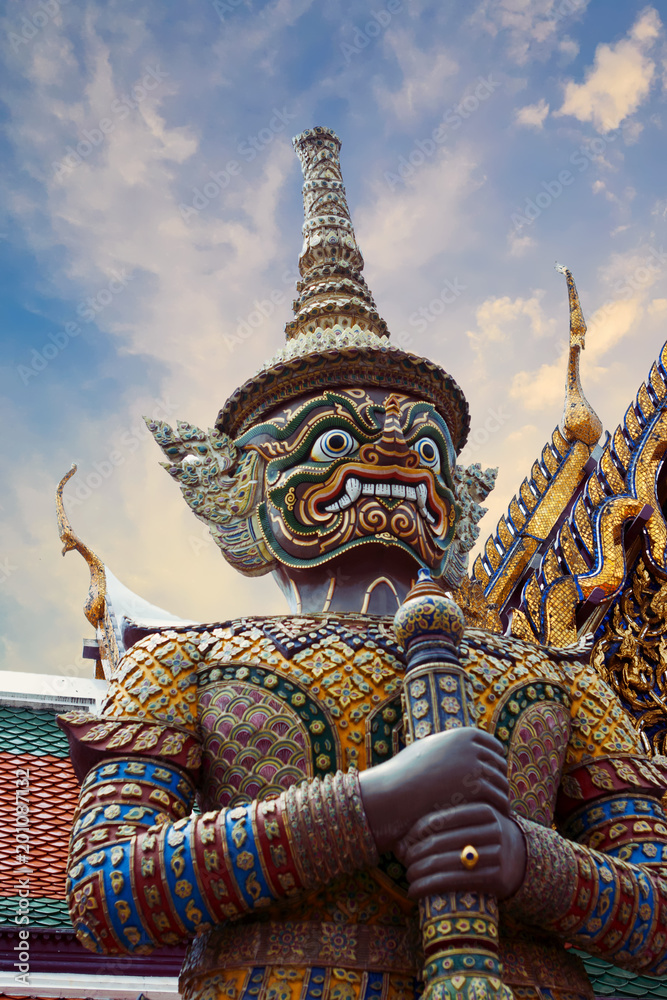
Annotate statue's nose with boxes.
[359,395,419,468]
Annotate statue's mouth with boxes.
[262,460,456,568]
[320,474,438,524]
[303,464,449,534]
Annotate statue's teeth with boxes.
[323,479,433,520]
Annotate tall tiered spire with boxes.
[555,264,603,447]
[286,127,387,340]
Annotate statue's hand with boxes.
[396,802,527,900]
[358,727,510,853]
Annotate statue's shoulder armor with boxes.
[461,626,645,766]
[102,628,205,730]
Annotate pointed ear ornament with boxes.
[440,463,498,588]
[145,418,275,576]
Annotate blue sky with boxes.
[1,0,666,676]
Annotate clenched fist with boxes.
[358,727,511,853]
[396,801,527,900]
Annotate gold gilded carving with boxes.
[170,849,186,877]
[599,450,625,495]
[541,550,560,586]
[543,578,579,647]
[121,783,143,798]
[475,430,591,613]
[592,558,667,753]
[613,427,631,467]
[110,871,124,894]
[451,576,502,633]
[573,497,594,554]
[649,361,667,401]
[56,466,105,628]
[144,885,160,908]
[510,609,539,644]
[577,497,647,598]
[630,410,667,573]
[56,466,120,673]
[558,522,589,575]
[115,900,131,924]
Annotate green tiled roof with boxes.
[0,705,70,757]
[0,895,70,928]
[580,952,667,998]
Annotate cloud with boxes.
[508,231,537,256]
[356,146,483,274]
[467,291,553,348]
[514,98,550,129]
[0,6,306,674]
[584,296,642,361]
[556,6,662,132]
[558,36,579,62]
[510,355,566,411]
[470,0,591,64]
[374,30,458,121]
[3,12,302,401]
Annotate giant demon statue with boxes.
[59,128,667,1000]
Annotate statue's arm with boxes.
[506,754,667,975]
[64,724,508,956]
[59,630,379,956]
[65,751,377,955]
[397,657,667,975]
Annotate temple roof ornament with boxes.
[56,465,106,631]
[555,264,603,447]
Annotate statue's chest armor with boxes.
[195,617,576,830]
[195,615,406,811]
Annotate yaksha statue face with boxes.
[238,388,460,573]
[148,126,496,610]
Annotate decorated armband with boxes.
[507,796,667,975]
[67,756,196,954]
[68,761,379,956]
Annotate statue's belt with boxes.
[181,919,420,976]
[180,917,593,995]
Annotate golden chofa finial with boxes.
[285,126,388,341]
[555,264,603,447]
[56,465,106,628]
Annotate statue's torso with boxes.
[106,615,645,1000]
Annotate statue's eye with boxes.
[311,429,359,462]
[412,437,441,473]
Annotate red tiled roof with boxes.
[0,750,78,901]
